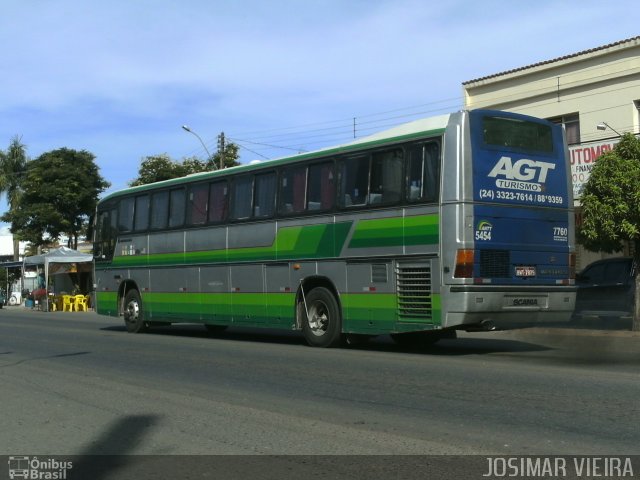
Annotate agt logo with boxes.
[475,221,493,241]
[488,156,556,192]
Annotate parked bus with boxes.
[93,109,576,347]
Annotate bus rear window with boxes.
[483,116,553,153]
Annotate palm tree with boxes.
[0,135,28,260]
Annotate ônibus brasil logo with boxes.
[8,456,72,479]
[488,156,556,192]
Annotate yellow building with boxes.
[463,36,640,268]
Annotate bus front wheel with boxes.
[123,289,147,333]
[301,287,342,347]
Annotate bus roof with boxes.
[100,113,452,203]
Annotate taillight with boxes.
[454,249,475,278]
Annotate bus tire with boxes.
[301,287,342,347]
[123,289,147,333]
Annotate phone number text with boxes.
[479,189,564,204]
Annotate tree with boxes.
[129,154,198,186]
[0,136,29,260]
[129,144,241,187]
[578,133,640,331]
[3,148,110,249]
[209,142,241,170]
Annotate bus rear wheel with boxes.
[301,287,342,348]
[123,289,147,333]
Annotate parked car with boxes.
[572,257,636,321]
[0,291,4,308]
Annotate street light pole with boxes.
[181,125,215,167]
[596,121,623,137]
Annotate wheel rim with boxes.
[124,298,140,326]
[307,300,330,336]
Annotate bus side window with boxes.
[95,211,107,258]
[407,141,440,203]
[254,172,276,218]
[339,156,368,208]
[187,183,209,225]
[208,180,228,223]
[231,175,253,220]
[95,207,117,259]
[279,165,307,215]
[307,162,334,211]
[118,197,135,232]
[94,212,103,256]
[370,149,403,205]
[109,207,117,255]
[150,191,169,229]
[169,188,186,228]
[134,195,149,231]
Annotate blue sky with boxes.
[1,0,639,233]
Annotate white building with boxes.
[0,228,26,260]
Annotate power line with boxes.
[180,61,639,161]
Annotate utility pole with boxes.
[217,132,225,169]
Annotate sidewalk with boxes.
[7,304,98,315]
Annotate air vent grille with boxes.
[371,264,388,283]
[396,263,432,319]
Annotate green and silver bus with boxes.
[93,109,576,347]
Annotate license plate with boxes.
[515,266,536,277]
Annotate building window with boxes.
[548,113,580,145]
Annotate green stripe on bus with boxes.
[97,291,297,326]
[110,221,354,267]
[95,292,118,316]
[348,214,439,248]
[341,292,442,331]
[96,290,441,334]
[107,215,439,268]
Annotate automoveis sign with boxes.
[569,139,619,199]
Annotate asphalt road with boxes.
[1,307,639,477]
